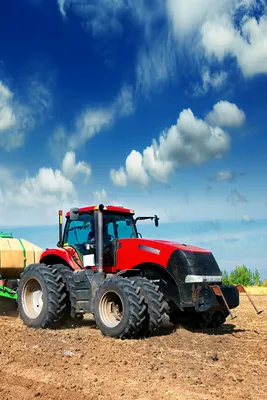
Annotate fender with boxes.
[117,262,182,312]
[40,247,82,271]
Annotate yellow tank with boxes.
[0,232,43,279]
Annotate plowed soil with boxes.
[0,295,266,400]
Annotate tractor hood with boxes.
[118,237,210,254]
[117,237,222,284]
[142,239,210,253]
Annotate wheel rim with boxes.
[21,278,44,319]
[99,291,123,328]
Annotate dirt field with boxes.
[0,295,266,400]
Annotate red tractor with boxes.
[17,204,262,339]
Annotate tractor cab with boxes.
[61,205,140,269]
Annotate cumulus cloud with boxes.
[166,0,229,38]
[1,167,75,209]
[61,151,91,182]
[205,101,246,128]
[167,0,267,79]
[0,150,90,226]
[110,101,245,187]
[0,81,34,151]
[201,12,267,78]
[110,166,128,187]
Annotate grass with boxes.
[243,286,267,295]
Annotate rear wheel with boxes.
[93,277,146,339]
[51,264,78,320]
[17,263,67,328]
[130,277,167,337]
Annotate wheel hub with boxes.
[21,278,44,319]
[99,292,123,328]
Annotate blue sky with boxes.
[0,0,267,278]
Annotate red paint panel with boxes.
[40,247,81,271]
[115,238,211,271]
[65,205,134,217]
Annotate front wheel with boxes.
[169,309,229,329]
[93,277,146,339]
[129,277,167,337]
[17,263,67,329]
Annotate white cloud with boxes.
[136,30,176,96]
[166,0,229,38]
[241,214,253,224]
[67,83,134,150]
[194,69,228,95]
[0,81,34,151]
[111,101,246,187]
[0,150,91,226]
[61,151,91,182]
[57,1,267,98]
[125,150,150,187]
[2,167,75,209]
[27,79,53,117]
[93,189,108,203]
[113,84,134,117]
[216,171,233,181]
[167,1,267,83]
[143,143,174,184]
[205,101,246,128]
[110,166,128,187]
[69,108,113,149]
[0,82,16,131]
[201,12,267,77]
[57,0,67,17]
[157,109,230,166]
[209,170,244,183]
[110,150,150,188]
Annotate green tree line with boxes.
[222,264,266,286]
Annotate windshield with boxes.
[63,212,94,249]
[104,213,137,240]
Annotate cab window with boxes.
[64,213,94,250]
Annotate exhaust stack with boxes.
[58,210,63,247]
[97,204,104,273]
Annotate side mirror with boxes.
[70,207,79,221]
[154,215,159,227]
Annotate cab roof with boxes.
[65,205,135,217]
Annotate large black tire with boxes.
[51,264,78,321]
[130,277,167,337]
[93,277,146,339]
[206,309,229,328]
[17,263,67,329]
[170,309,229,329]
